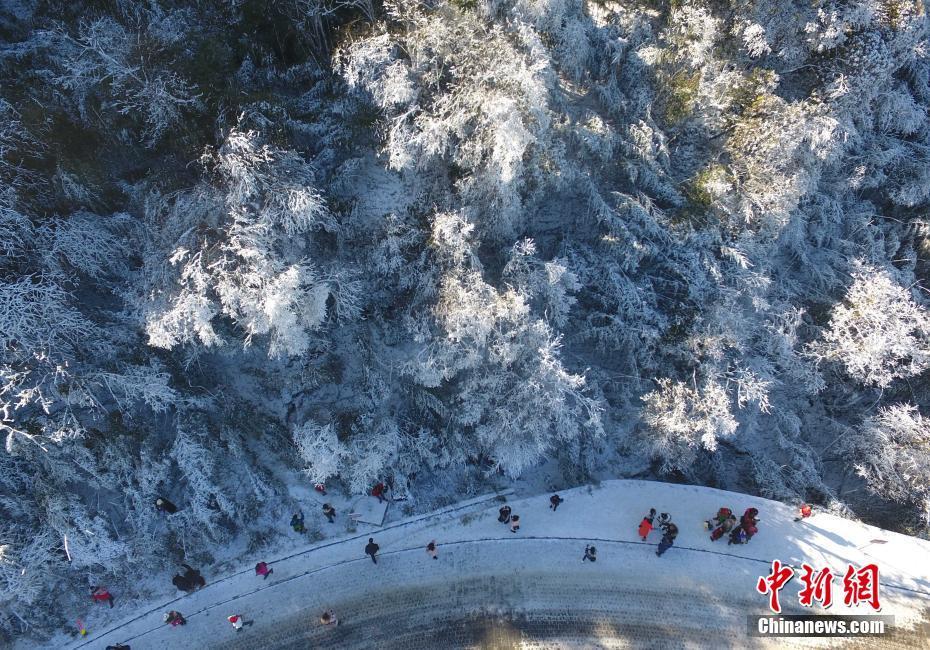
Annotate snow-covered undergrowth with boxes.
[1,0,930,643]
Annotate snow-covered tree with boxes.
[809,266,930,388]
[639,377,738,475]
[843,404,930,527]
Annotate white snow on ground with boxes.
[52,481,930,649]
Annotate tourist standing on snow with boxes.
[795,503,813,522]
[365,538,380,564]
[549,494,564,510]
[255,561,273,580]
[583,545,597,562]
[655,522,678,557]
[322,503,336,523]
[510,514,521,533]
[164,611,186,626]
[371,482,386,503]
[638,508,656,541]
[155,497,178,514]
[426,540,438,559]
[498,504,512,523]
[741,508,760,541]
[321,609,339,626]
[227,614,253,631]
[90,586,114,608]
[291,511,305,533]
[181,563,205,588]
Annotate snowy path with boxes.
[59,481,930,649]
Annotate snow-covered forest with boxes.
[1,0,928,641]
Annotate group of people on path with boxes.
[636,505,765,557]
[702,507,761,546]
[637,509,679,556]
[95,490,815,645]
[291,479,397,534]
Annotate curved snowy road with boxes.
[216,539,929,650]
[64,481,930,649]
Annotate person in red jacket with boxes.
[164,611,186,626]
[371,482,386,503]
[254,561,273,580]
[227,614,253,631]
[638,508,656,541]
[795,503,813,521]
[90,586,114,608]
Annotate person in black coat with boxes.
[498,505,512,523]
[182,564,205,588]
[365,538,380,564]
[583,545,597,562]
[656,522,678,557]
[155,497,178,514]
[322,503,336,523]
[656,532,674,556]
[549,494,564,510]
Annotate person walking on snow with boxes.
[638,508,656,541]
[371,482,386,503]
[656,522,678,557]
[426,540,438,559]
[657,512,671,528]
[510,514,521,533]
[795,503,813,522]
[290,511,305,533]
[365,538,380,564]
[164,611,186,626]
[154,497,177,514]
[549,494,564,510]
[255,562,273,580]
[498,505,512,523]
[314,482,327,496]
[321,609,339,626]
[227,614,253,631]
[583,545,597,562]
[90,586,114,608]
[322,503,336,523]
